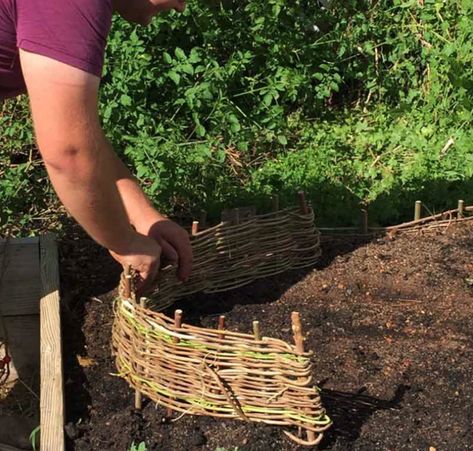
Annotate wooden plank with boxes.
[39,234,64,451]
[0,237,39,245]
[0,241,41,316]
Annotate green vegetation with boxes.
[29,425,40,451]
[2,0,473,234]
[130,442,147,451]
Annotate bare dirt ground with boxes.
[61,221,473,451]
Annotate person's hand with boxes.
[109,231,162,293]
[134,212,193,282]
[153,0,186,13]
[114,0,186,26]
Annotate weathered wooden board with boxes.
[39,234,64,451]
[0,239,41,316]
[0,234,64,451]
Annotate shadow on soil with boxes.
[58,221,122,448]
[319,383,409,449]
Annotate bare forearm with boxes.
[103,141,164,230]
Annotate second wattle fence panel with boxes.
[140,206,322,311]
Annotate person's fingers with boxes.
[136,260,160,295]
[172,234,192,281]
[159,239,179,265]
[174,0,186,12]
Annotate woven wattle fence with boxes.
[139,205,321,311]
[112,203,331,446]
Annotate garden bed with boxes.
[62,221,473,450]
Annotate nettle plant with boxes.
[2,1,473,233]
[98,0,473,221]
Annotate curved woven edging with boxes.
[141,206,322,311]
[113,203,330,445]
[112,299,331,444]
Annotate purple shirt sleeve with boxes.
[16,0,113,77]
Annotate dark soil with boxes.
[61,222,473,451]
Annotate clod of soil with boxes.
[61,222,473,450]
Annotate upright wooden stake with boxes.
[218,315,226,340]
[414,200,422,221]
[215,315,226,376]
[297,191,309,215]
[360,209,368,234]
[253,321,261,341]
[291,311,316,443]
[272,194,280,212]
[123,264,131,299]
[291,312,304,353]
[166,309,183,418]
[134,297,147,410]
[192,221,199,236]
[199,210,207,229]
[235,208,240,225]
[458,200,465,219]
[173,309,183,341]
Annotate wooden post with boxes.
[123,264,131,299]
[360,209,368,234]
[297,191,309,215]
[272,194,280,212]
[166,309,183,418]
[191,221,199,236]
[458,200,465,219]
[134,297,147,410]
[173,309,182,345]
[199,210,207,229]
[414,200,422,221]
[218,315,226,340]
[291,311,316,443]
[40,234,65,451]
[253,321,261,341]
[234,208,240,225]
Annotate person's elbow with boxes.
[39,140,101,182]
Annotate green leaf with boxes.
[237,141,249,151]
[168,71,181,85]
[230,122,241,133]
[196,124,206,137]
[263,92,273,106]
[188,49,201,63]
[120,94,132,106]
[216,150,226,163]
[174,47,186,61]
[181,63,194,75]
[277,135,288,145]
[163,52,173,64]
[228,114,239,124]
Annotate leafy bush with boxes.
[2,0,473,233]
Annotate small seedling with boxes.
[29,425,40,451]
[130,442,147,451]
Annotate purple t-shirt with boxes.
[0,0,112,100]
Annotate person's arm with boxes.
[20,50,161,286]
[104,146,193,280]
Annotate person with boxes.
[1,5,192,446]
[0,0,193,292]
